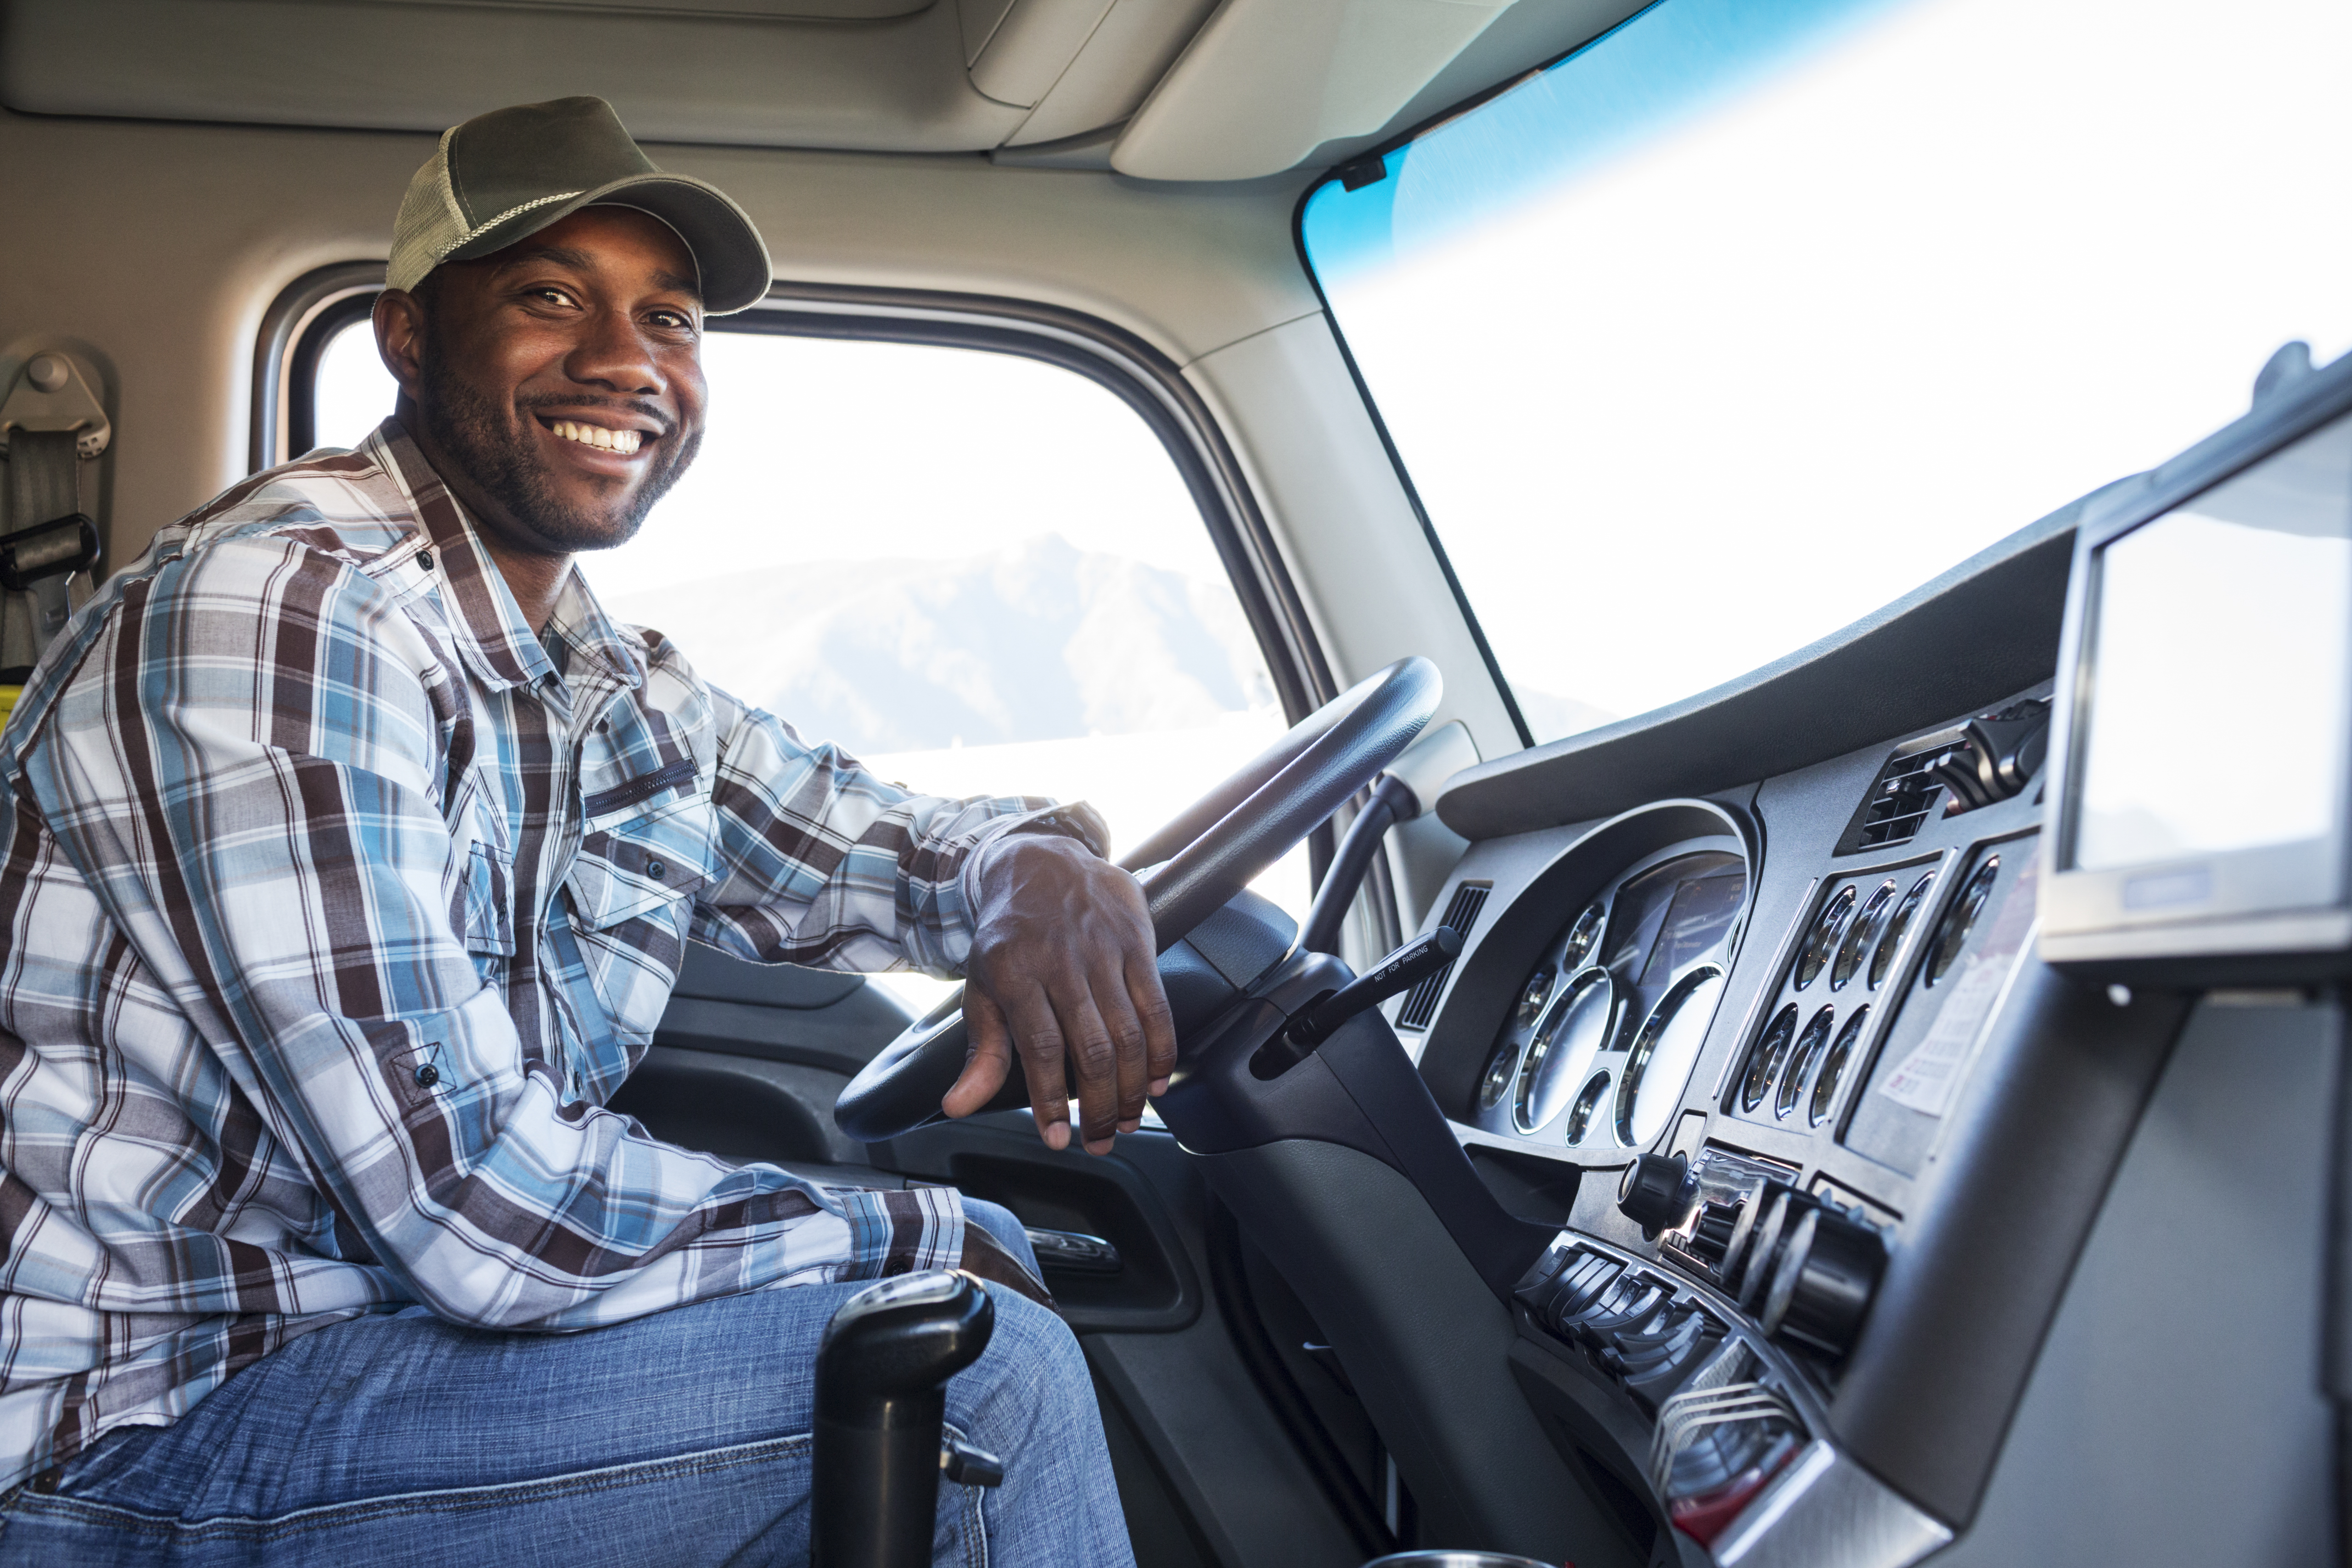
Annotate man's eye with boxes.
[532,287,578,308]
[649,310,696,331]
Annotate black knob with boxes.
[813,1270,995,1568]
[1617,1152,1700,1236]
[1758,1205,1886,1360]
[1686,1199,1742,1271]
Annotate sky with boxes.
[1304,0,2352,738]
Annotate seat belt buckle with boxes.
[0,513,100,593]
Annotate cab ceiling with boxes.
[0,0,1643,180]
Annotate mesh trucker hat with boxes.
[388,96,771,313]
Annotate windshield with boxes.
[1300,0,2352,745]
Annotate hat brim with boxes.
[442,170,773,315]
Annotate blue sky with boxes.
[1304,0,1906,286]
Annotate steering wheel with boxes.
[834,656,1444,1143]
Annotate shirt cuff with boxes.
[835,1185,967,1280]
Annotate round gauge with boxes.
[1831,881,1897,991]
[1515,969,1614,1133]
[1793,885,1858,989]
[1869,872,1936,989]
[1476,1038,1521,1111]
[1777,1006,1836,1119]
[1564,1072,1611,1145]
[1927,856,2001,985]
[1510,966,1556,1033]
[1614,964,1727,1147]
[1558,901,1607,973]
[1810,1005,1869,1127]
[1741,1004,1800,1112]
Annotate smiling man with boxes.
[0,98,1157,1564]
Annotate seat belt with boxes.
[0,353,109,725]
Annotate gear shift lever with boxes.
[813,1269,998,1568]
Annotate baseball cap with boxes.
[387,96,772,314]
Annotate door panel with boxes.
[608,944,918,1176]
[629,944,1370,1568]
[654,941,921,1074]
[881,1116,1367,1568]
[608,1046,891,1178]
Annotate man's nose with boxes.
[564,308,663,398]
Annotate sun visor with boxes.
[1111,0,1517,180]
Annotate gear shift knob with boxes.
[813,1269,997,1568]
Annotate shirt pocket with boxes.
[565,797,715,1043]
[460,841,516,976]
[569,801,714,931]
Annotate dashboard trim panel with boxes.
[1431,495,2122,841]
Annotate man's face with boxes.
[382,206,708,556]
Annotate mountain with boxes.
[600,534,1276,756]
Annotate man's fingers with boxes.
[960,831,1179,1153]
[999,982,1075,1152]
[941,986,1015,1119]
[1127,950,1178,1096]
[1093,974,1154,1135]
[1050,984,1125,1154]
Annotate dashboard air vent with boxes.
[1838,730,1968,854]
[1396,882,1489,1030]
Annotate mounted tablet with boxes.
[2042,348,2352,984]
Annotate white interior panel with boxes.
[1186,315,1522,758]
[1114,0,1516,180]
[0,0,1026,151]
[969,0,1119,105]
[1004,0,1222,146]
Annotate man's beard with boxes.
[415,330,700,552]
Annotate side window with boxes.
[306,313,1305,995]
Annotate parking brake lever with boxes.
[1253,927,1462,1078]
[813,1269,997,1568]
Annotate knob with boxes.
[1685,1199,1743,1271]
[1617,1151,1700,1236]
[1757,1205,1886,1360]
[813,1269,996,1568]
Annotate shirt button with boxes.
[646,860,666,881]
[418,548,434,571]
[415,1063,440,1088]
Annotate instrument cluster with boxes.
[1464,832,1749,1154]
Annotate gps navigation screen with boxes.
[2071,415,2352,872]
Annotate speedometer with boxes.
[1451,802,1753,1156]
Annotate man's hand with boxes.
[941,832,1176,1154]
[958,1226,1055,1311]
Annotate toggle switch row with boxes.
[1515,1236,1813,1548]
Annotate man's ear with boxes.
[374,288,429,405]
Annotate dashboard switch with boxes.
[1758,1205,1887,1360]
[1617,1151,1701,1236]
[1935,698,2051,815]
[1687,1199,1742,1272]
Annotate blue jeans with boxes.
[0,1200,1136,1567]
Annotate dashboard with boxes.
[1390,671,2179,1567]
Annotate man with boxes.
[0,97,1168,1563]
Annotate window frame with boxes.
[252,269,1366,907]
[250,261,384,476]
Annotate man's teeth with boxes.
[550,420,643,455]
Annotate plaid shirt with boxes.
[0,420,1087,1489]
